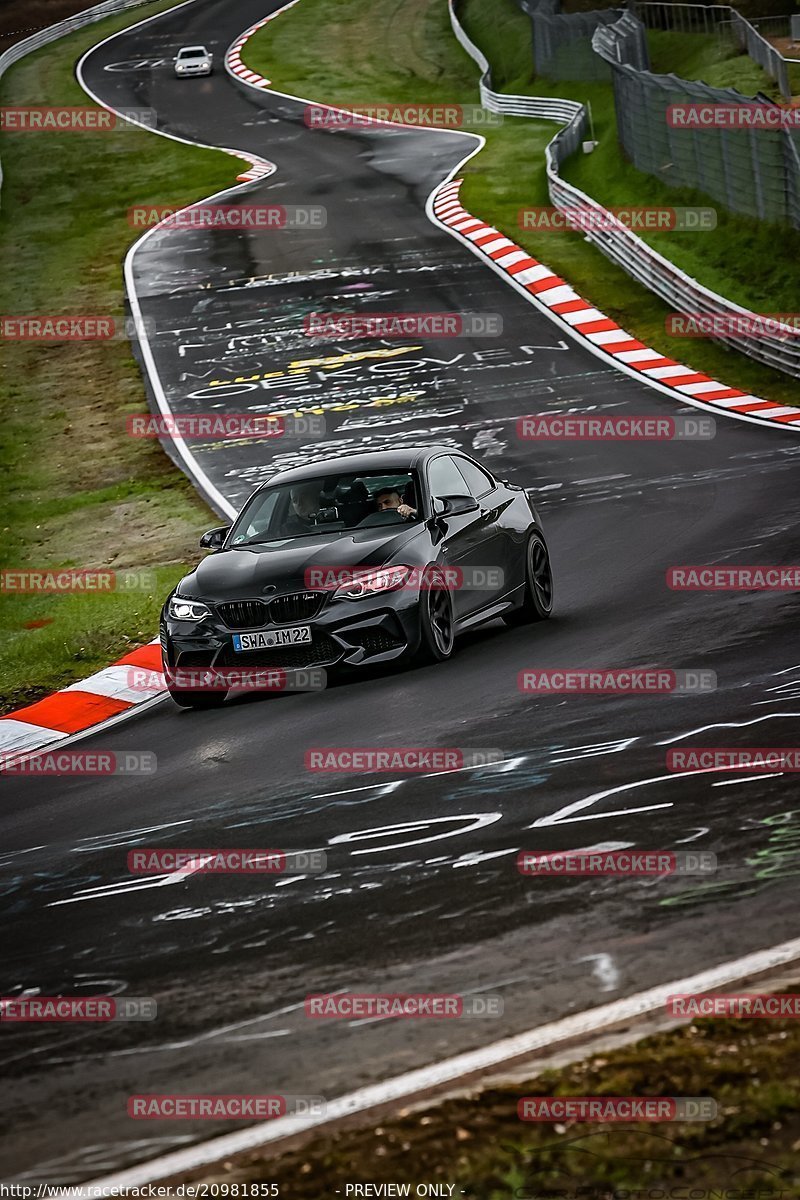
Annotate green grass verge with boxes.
[0,0,238,714]
[242,0,799,408]
[207,993,800,1193]
[647,30,781,97]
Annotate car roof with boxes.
[258,445,457,488]
[178,45,209,52]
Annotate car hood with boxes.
[177,525,426,600]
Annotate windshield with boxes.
[179,48,207,58]
[228,470,421,546]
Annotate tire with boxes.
[167,688,227,710]
[503,531,554,625]
[415,568,456,663]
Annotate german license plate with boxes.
[232,627,311,651]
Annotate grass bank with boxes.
[242,0,800,408]
[0,0,236,713]
[192,991,800,1193]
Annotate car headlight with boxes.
[334,565,412,600]
[168,595,211,621]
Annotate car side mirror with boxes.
[434,494,479,517]
[200,525,230,550]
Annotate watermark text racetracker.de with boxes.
[127,849,327,874]
[517,1096,717,1121]
[0,106,156,131]
[667,747,800,772]
[127,1094,325,1119]
[518,205,716,232]
[518,668,716,694]
[304,102,503,128]
[126,414,325,440]
[0,751,156,776]
[1,315,156,341]
[303,565,504,592]
[304,312,503,339]
[129,667,328,693]
[128,204,327,231]
[666,312,800,339]
[305,992,504,1018]
[304,747,504,772]
[0,996,156,1021]
[518,414,714,441]
[667,101,800,128]
[517,850,717,876]
[667,565,800,590]
[668,993,800,1018]
[1,569,156,593]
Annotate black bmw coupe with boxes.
[160,446,553,708]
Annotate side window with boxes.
[233,490,280,542]
[428,455,472,501]
[454,457,495,499]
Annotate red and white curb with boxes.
[0,641,166,766]
[432,180,800,429]
[221,145,276,184]
[226,0,301,89]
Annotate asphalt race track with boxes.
[3,0,800,1182]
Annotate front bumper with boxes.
[175,65,211,76]
[160,588,423,678]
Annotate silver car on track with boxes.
[174,46,213,77]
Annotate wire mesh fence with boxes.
[592,10,650,69]
[529,5,624,81]
[593,13,800,230]
[632,2,791,97]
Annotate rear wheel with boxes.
[415,569,456,663]
[503,531,554,625]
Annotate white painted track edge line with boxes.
[86,935,800,1188]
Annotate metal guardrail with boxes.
[750,13,800,50]
[0,0,157,202]
[448,3,581,122]
[449,0,800,379]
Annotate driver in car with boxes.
[283,484,321,535]
[375,488,416,520]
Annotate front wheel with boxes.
[415,569,456,663]
[167,688,227,710]
[503,531,554,625]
